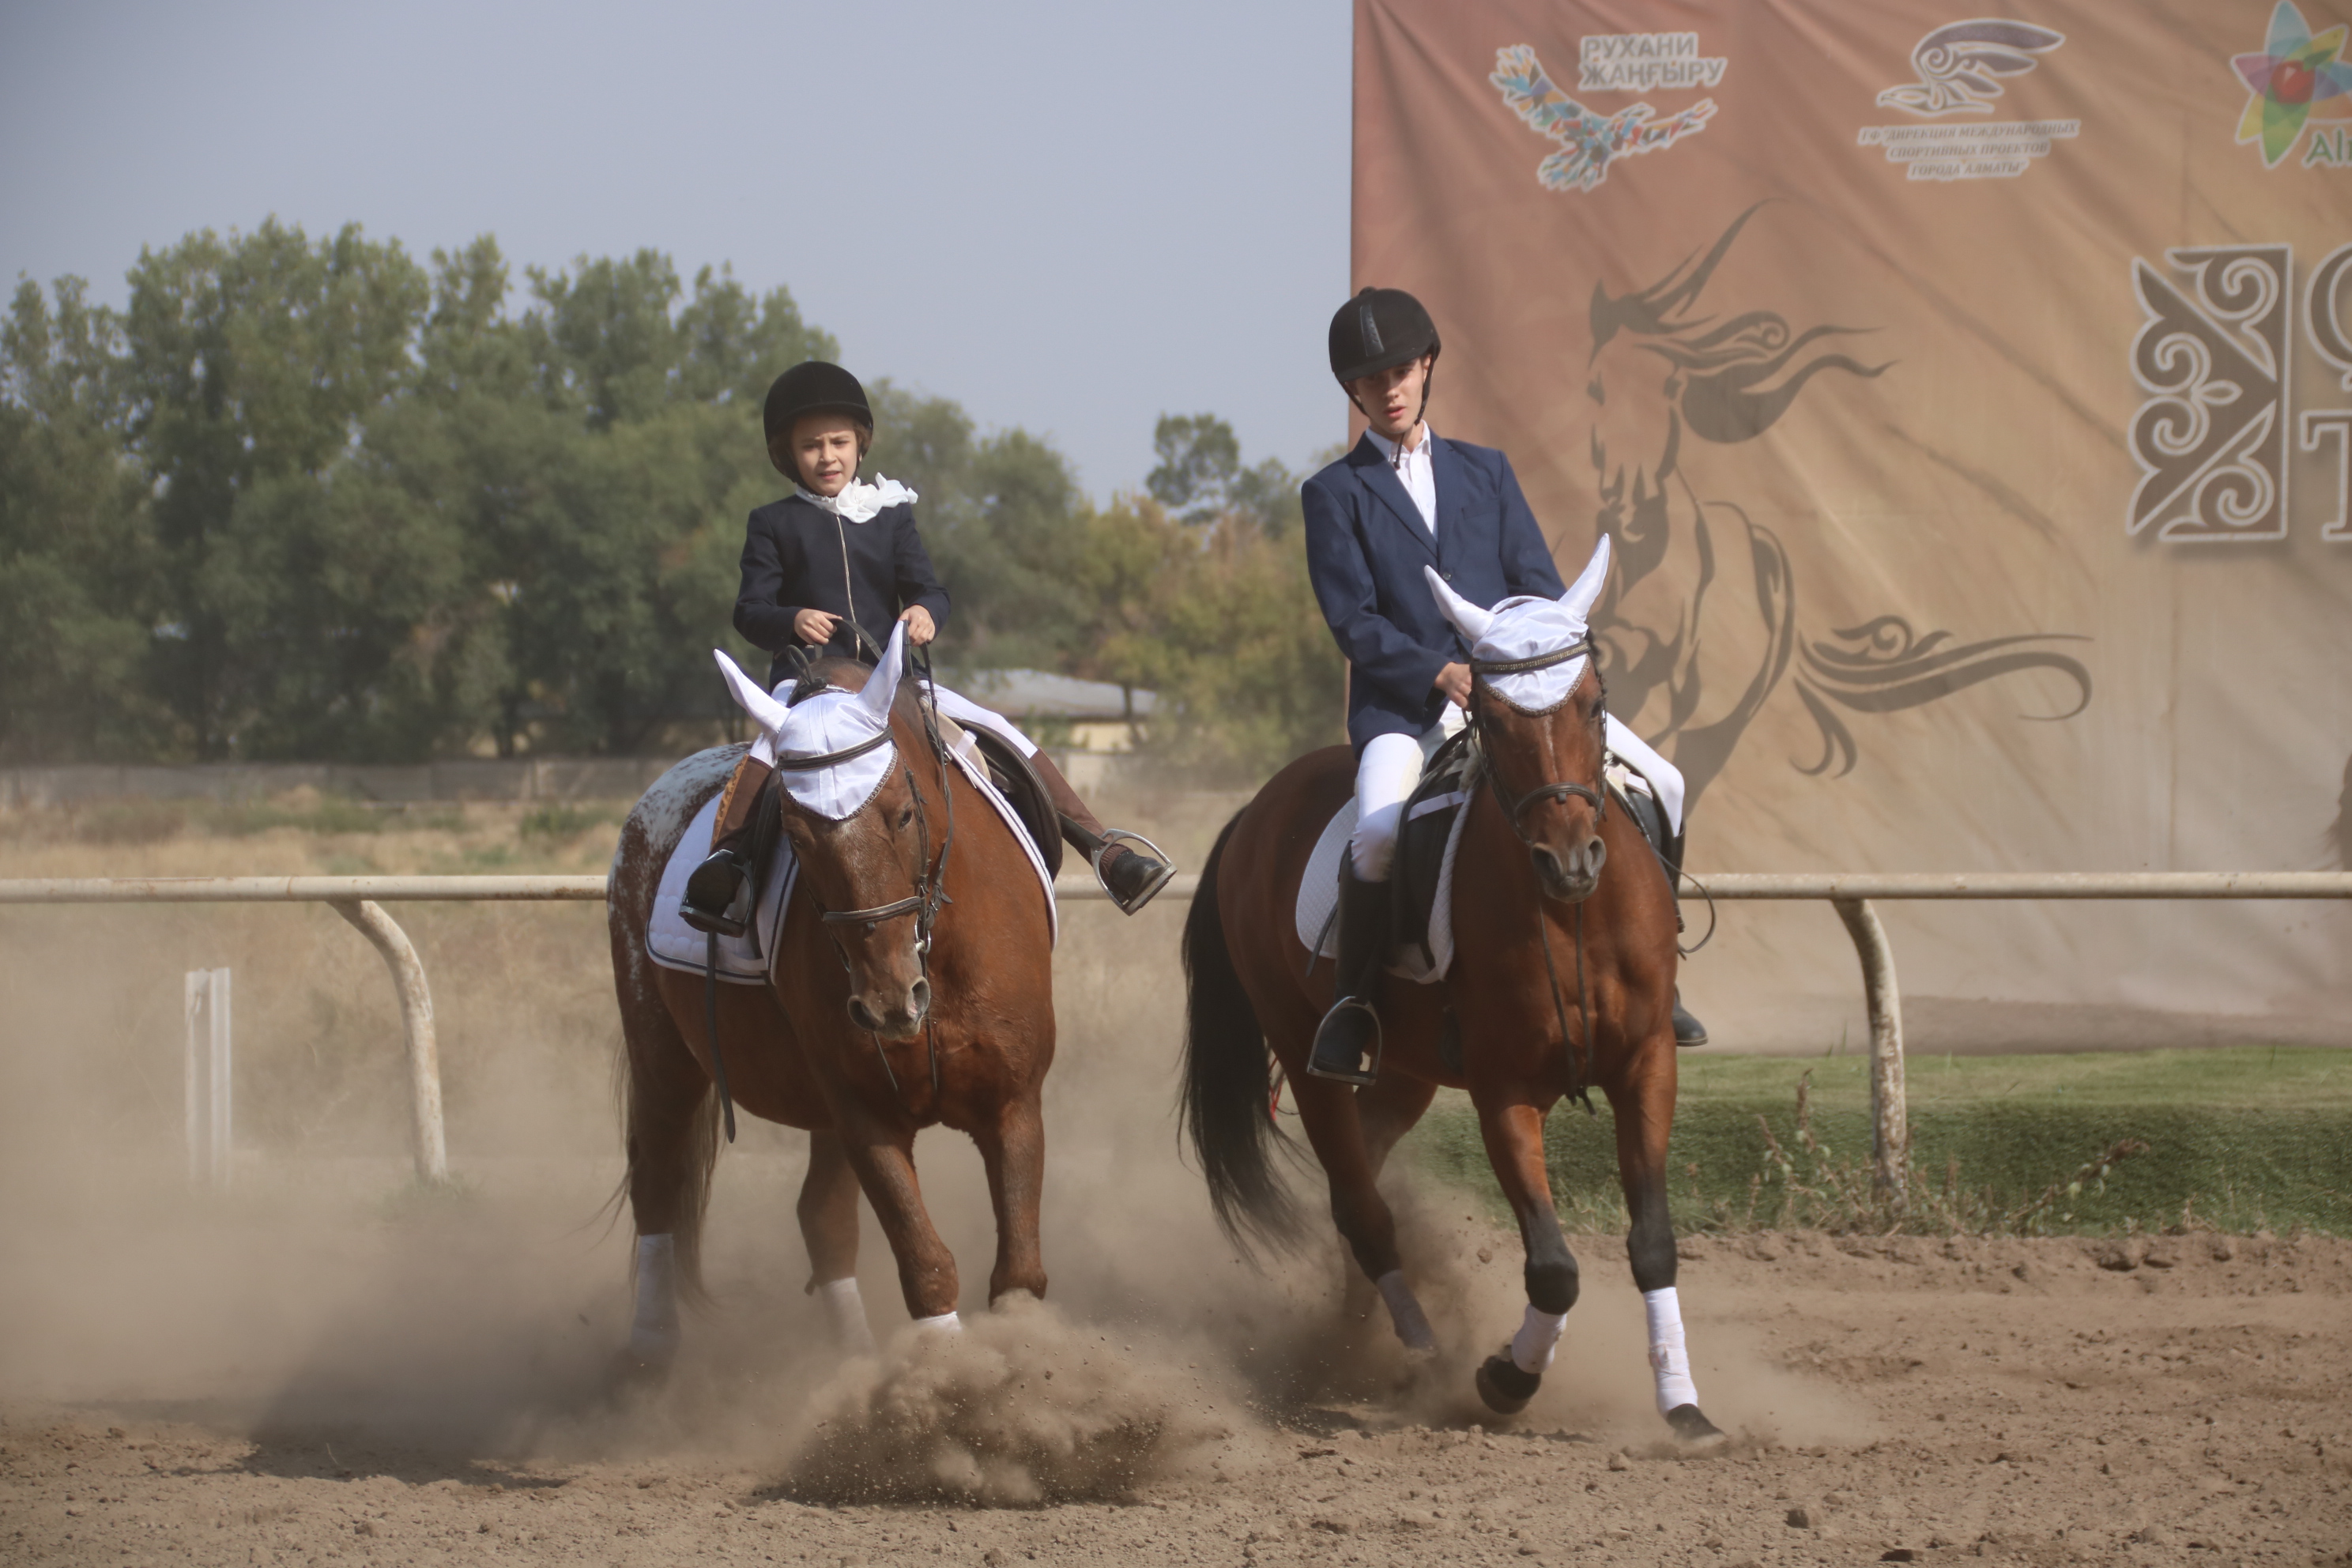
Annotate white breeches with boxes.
[1348,707,1467,880]
[748,680,1036,768]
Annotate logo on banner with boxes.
[2130,243,2352,543]
[2231,1,2352,168]
[1858,19,2075,179]
[1576,32,1727,93]
[1491,44,1715,193]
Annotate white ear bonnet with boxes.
[712,621,906,819]
[1423,536,1610,712]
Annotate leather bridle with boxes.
[1467,634,1610,843]
[1463,631,1611,1113]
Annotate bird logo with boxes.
[1492,44,1716,194]
[1875,19,2066,116]
[2232,1,2352,168]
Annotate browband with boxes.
[1469,635,1595,678]
[772,727,892,771]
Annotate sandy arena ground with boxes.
[1,825,2346,1566]
[3,1219,2346,1568]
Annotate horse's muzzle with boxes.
[847,974,931,1040]
[1532,836,1606,903]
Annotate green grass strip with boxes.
[1398,1048,2352,1238]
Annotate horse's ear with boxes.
[714,650,790,737]
[1423,565,1495,641]
[1560,534,1611,622]
[857,620,908,724]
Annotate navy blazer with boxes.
[1302,432,1566,749]
[733,494,952,688]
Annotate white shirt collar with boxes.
[1365,424,1434,465]
[793,474,919,523]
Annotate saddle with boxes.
[967,728,1065,882]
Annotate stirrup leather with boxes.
[680,849,753,939]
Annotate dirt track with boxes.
[6,1228,2346,1567]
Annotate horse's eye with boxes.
[896,805,914,828]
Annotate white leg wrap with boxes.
[1510,1302,1570,1374]
[1374,1269,1438,1353]
[1644,1287,1700,1414]
[816,1276,876,1355]
[912,1310,963,1334]
[631,1234,680,1361]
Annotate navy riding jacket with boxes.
[732,494,952,689]
[1302,433,1566,751]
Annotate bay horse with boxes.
[606,621,1054,1368]
[1179,537,1725,1441]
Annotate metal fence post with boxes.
[330,900,450,1185]
[183,967,231,1186]
[1831,897,1909,1209]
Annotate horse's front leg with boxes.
[797,1128,876,1353]
[1609,1050,1726,1445]
[971,1089,1049,1303]
[1470,1091,1577,1416]
[830,1094,963,1328]
[1292,1076,1438,1354]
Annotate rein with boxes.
[1466,633,1610,1114]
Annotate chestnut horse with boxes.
[1180,538,1724,1441]
[607,624,1054,1367]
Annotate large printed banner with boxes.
[1354,0,2352,1042]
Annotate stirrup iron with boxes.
[680,849,753,939]
[1092,827,1177,915]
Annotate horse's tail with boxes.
[1180,808,1303,1254]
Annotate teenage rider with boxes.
[1299,288,1707,1084]
[680,361,1174,934]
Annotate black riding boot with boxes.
[1031,749,1176,915]
[680,754,771,938]
[1660,823,1709,1048]
[1306,858,1389,1086]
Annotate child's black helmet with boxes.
[763,362,872,447]
[1328,287,1441,383]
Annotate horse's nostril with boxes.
[846,997,880,1031]
[910,978,932,1016]
[1585,837,1608,873]
[1531,846,1562,881]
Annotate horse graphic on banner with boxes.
[1585,204,2091,801]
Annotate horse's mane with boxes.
[1588,202,1890,444]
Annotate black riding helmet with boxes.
[762,361,873,481]
[1327,286,1441,383]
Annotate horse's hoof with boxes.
[1475,1348,1540,1415]
[1666,1403,1727,1447]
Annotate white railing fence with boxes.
[7,872,2350,1202]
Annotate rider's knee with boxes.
[1348,808,1402,880]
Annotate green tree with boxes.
[0,278,160,761]
[1148,412,1305,539]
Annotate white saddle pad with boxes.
[646,793,801,984]
[643,742,1057,986]
[1294,793,1473,985]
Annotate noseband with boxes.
[1467,635,1610,843]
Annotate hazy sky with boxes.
[0,0,1352,498]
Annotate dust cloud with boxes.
[0,800,1796,1497]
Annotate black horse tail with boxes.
[1180,808,1303,1255]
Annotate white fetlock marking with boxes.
[1510,1302,1570,1374]
[631,1234,680,1361]
[1374,1269,1438,1354]
[816,1276,876,1355]
[1644,1286,1700,1415]
[912,1310,963,1334]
